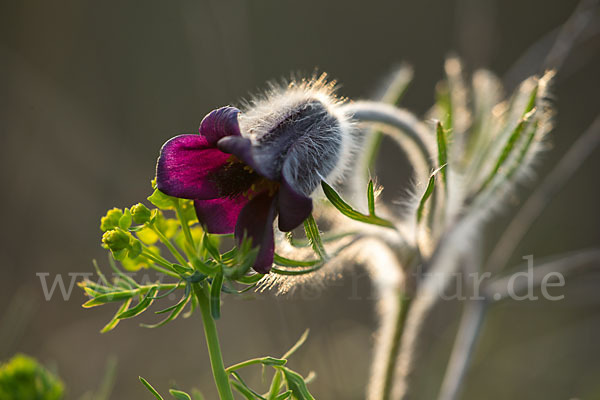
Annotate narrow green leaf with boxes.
[202,232,221,261]
[303,215,327,260]
[230,372,266,400]
[282,329,309,359]
[141,294,191,329]
[483,111,533,188]
[230,380,260,400]
[270,266,323,276]
[273,253,321,268]
[139,377,164,400]
[169,389,192,400]
[367,180,376,216]
[235,274,264,285]
[274,391,292,400]
[505,121,539,180]
[155,290,189,314]
[321,181,395,229]
[210,266,224,320]
[280,368,315,400]
[226,357,287,373]
[100,298,132,333]
[416,166,445,224]
[83,290,138,308]
[116,286,158,319]
[92,259,110,286]
[436,121,448,187]
[108,254,140,288]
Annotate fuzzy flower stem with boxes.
[364,66,414,179]
[341,101,434,185]
[380,294,412,400]
[193,282,235,400]
[436,300,487,400]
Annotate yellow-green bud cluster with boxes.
[131,203,152,224]
[100,208,123,232]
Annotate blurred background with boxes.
[1,0,599,398]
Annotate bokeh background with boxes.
[2,0,599,398]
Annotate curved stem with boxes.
[193,283,234,400]
[341,101,434,186]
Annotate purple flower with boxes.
[156,99,349,273]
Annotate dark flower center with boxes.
[208,159,260,198]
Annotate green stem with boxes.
[140,249,180,278]
[175,200,197,255]
[150,225,188,267]
[193,283,234,400]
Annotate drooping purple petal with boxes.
[199,106,242,146]
[235,191,277,273]
[156,134,231,200]
[277,177,313,232]
[217,136,274,180]
[194,196,249,234]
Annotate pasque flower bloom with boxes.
[156,81,353,273]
